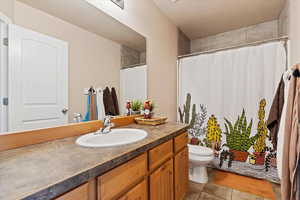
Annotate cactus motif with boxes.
[184,93,191,124]
[253,99,268,153]
[188,104,207,138]
[206,115,222,145]
[178,93,196,126]
[224,109,258,152]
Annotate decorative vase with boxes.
[131,110,141,115]
[270,157,277,168]
[190,137,200,145]
[253,152,266,165]
[229,150,249,162]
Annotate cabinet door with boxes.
[150,159,174,200]
[55,183,88,200]
[174,147,189,200]
[118,179,147,200]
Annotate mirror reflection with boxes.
[0,0,147,133]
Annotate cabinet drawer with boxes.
[174,132,188,153]
[99,153,147,200]
[118,179,147,200]
[149,140,173,170]
[55,183,88,200]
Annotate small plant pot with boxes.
[270,157,277,168]
[229,150,249,162]
[190,137,200,145]
[253,152,266,165]
[131,111,141,115]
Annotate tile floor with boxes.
[185,169,281,200]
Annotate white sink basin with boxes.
[76,128,148,147]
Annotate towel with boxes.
[103,87,116,116]
[267,76,285,150]
[282,64,300,200]
[111,87,120,115]
[96,88,106,120]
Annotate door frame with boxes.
[0,12,11,133]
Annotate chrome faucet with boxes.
[95,116,114,135]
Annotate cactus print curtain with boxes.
[178,41,286,183]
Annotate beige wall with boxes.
[289,0,300,65]
[14,2,121,122]
[178,29,191,56]
[278,0,289,37]
[85,0,179,121]
[0,0,14,22]
[191,20,279,52]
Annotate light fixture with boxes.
[111,0,124,9]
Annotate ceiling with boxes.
[153,0,286,40]
[17,0,146,51]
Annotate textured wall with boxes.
[121,45,141,67]
[191,20,279,52]
[178,29,191,56]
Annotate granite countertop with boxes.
[0,122,188,200]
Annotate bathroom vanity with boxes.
[0,121,189,200]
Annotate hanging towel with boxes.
[83,94,91,121]
[282,64,300,200]
[83,87,97,121]
[96,88,106,120]
[111,87,120,115]
[103,87,116,116]
[277,71,291,179]
[89,93,97,120]
[267,76,285,150]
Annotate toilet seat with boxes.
[188,144,213,156]
[188,144,214,184]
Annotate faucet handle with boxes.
[103,115,112,125]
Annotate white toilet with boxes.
[188,144,214,184]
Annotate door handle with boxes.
[62,108,69,114]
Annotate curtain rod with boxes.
[178,36,289,59]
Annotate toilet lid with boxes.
[188,144,214,156]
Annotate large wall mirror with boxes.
[0,0,147,134]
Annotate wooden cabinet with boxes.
[174,132,188,153]
[150,159,174,200]
[55,183,89,200]
[149,140,173,171]
[174,147,189,200]
[119,179,147,200]
[54,132,188,200]
[98,153,147,200]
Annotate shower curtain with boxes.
[178,41,286,183]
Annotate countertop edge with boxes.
[22,125,188,200]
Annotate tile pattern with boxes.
[185,169,281,200]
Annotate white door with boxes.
[8,24,68,132]
[120,65,147,114]
[0,21,8,132]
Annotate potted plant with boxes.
[188,105,207,145]
[253,99,268,165]
[131,100,142,115]
[224,109,258,162]
[206,115,222,156]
